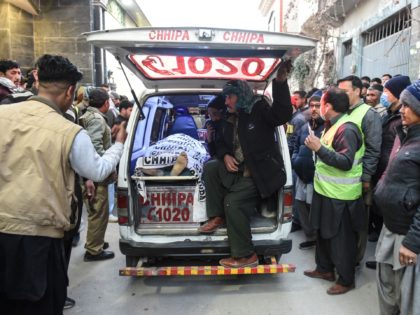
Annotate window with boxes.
[363,7,411,46]
[343,39,352,56]
[150,107,167,144]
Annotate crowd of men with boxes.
[283,73,420,311]
[0,55,419,315]
[200,70,419,312]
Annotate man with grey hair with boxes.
[366,85,387,118]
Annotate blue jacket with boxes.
[291,119,325,184]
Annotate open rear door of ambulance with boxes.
[84,27,317,91]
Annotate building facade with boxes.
[333,0,420,80]
[0,0,150,87]
[259,0,420,89]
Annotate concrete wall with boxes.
[0,3,35,71]
[409,3,420,80]
[34,0,94,84]
[0,0,94,83]
[265,0,318,33]
[336,0,420,81]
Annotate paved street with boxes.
[67,222,379,315]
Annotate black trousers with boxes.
[204,159,260,258]
[315,207,357,286]
[0,233,67,315]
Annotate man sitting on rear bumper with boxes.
[198,61,293,268]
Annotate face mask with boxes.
[380,93,392,108]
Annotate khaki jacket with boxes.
[79,107,112,156]
[0,97,81,238]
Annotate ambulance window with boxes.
[150,108,166,144]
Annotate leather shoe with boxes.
[84,250,115,262]
[327,283,355,295]
[365,261,377,270]
[368,231,379,242]
[198,216,225,234]
[63,297,75,309]
[103,242,109,250]
[219,253,258,268]
[290,222,302,233]
[299,240,316,250]
[304,269,336,282]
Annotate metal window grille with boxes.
[363,7,411,46]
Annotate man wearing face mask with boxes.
[376,76,412,182]
[364,76,412,267]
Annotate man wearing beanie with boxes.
[365,76,413,257]
[374,75,412,184]
[374,80,420,314]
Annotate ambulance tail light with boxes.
[282,187,293,223]
[117,188,129,226]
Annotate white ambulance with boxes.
[85,27,316,274]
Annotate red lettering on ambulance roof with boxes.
[148,30,190,41]
[223,31,264,44]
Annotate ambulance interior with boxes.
[127,93,282,231]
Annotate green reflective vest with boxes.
[314,104,370,200]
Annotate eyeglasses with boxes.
[309,103,321,108]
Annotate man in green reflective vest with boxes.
[338,76,382,264]
[303,87,366,295]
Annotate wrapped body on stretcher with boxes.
[134,133,210,222]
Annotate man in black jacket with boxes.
[368,76,411,247]
[374,80,420,314]
[198,61,292,268]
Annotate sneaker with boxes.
[299,240,316,250]
[109,214,118,223]
[63,297,75,309]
